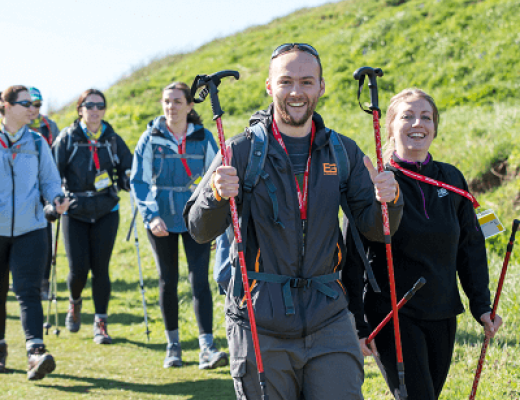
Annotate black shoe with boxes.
[93,318,112,345]
[65,298,82,333]
[0,342,7,373]
[27,345,55,380]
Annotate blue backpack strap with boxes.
[30,131,42,164]
[329,129,381,293]
[232,123,285,297]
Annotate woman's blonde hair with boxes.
[383,88,439,162]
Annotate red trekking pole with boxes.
[191,71,268,400]
[366,277,426,346]
[354,66,407,399]
[469,219,520,399]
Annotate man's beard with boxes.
[276,96,318,127]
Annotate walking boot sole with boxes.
[27,354,56,380]
[199,353,229,370]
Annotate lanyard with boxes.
[167,125,192,177]
[89,139,101,171]
[389,159,480,209]
[42,117,52,146]
[81,123,102,172]
[0,132,16,160]
[271,119,316,220]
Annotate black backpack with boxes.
[226,123,381,297]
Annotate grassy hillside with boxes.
[53,0,520,237]
[15,0,516,398]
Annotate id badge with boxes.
[189,174,202,192]
[94,170,112,191]
[477,209,505,239]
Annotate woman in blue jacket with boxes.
[131,82,227,369]
[0,86,69,379]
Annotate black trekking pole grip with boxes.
[508,219,520,251]
[404,277,426,301]
[190,70,239,120]
[353,66,384,117]
[126,207,138,242]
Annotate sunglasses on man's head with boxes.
[10,100,37,108]
[32,101,42,108]
[82,102,106,110]
[271,43,320,61]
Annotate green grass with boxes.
[4,192,520,399]
[5,0,519,397]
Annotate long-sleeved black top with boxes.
[346,152,491,339]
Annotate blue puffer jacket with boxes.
[131,117,218,233]
[0,126,63,237]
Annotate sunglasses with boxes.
[82,102,106,110]
[10,100,37,108]
[33,101,42,108]
[271,43,320,61]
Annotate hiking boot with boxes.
[199,344,228,370]
[40,279,50,301]
[27,345,55,380]
[164,343,182,368]
[0,343,7,373]
[93,318,112,344]
[65,298,82,333]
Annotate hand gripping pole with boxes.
[191,71,269,400]
[469,219,520,399]
[354,66,407,400]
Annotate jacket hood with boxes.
[148,116,206,141]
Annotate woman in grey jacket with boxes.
[0,86,69,380]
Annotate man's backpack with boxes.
[214,122,381,297]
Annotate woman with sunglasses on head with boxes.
[0,86,69,379]
[26,87,61,301]
[52,89,133,345]
[131,82,228,369]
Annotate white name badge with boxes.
[477,209,505,239]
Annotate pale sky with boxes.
[1,0,338,114]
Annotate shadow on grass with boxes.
[455,328,518,347]
[37,373,235,398]
[111,278,158,293]
[113,336,220,353]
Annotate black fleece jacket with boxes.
[347,153,491,339]
[53,120,133,223]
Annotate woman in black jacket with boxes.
[351,88,502,400]
[53,89,133,344]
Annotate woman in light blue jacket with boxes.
[0,86,69,379]
[131,82,227,370]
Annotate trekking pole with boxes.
[354,66,407,400]
[366,277,426,345]
[126,191,151,341]
[469,218,520,400]
[191,71,269,400]
[44,219,61,336]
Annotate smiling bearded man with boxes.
[184,43,404,400]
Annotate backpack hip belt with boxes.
[247,271,341,316]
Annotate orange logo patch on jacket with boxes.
[323,163,337,175]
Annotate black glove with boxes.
[44,204,60,223]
